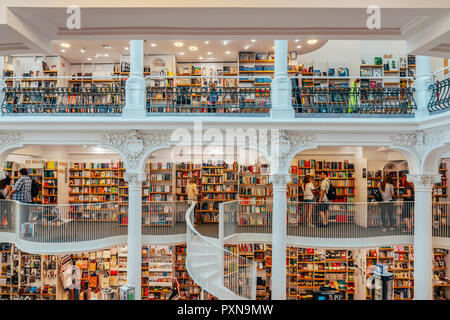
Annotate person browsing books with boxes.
[348,78,360,113]
[186,176,199,225]
[0,171,12,200]
[401,177,414,232]
[378,175,395,232]
[207,82,219,113]
[10,168,33,204]
[318,171,331,227]
[302,175,315,227]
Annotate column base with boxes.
[122,108,147,119]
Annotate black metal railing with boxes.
[292,87,416,114]
[428,78,450,113]
[146,86,271,114]
[1,86,125,114]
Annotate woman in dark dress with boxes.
[401,177,414,232]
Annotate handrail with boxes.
[185,201,256,299]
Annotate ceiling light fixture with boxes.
[223,41,229,45]
[104,53,109,57]
[124,47,129,50]
[189,46,198,51]
[199,57,203,60]
[225,51,231,54]
[174,42,184,47]
[87,58,92,61]
[297,45,302,49]
[179,52,185,55]
[251,39,256,42]
[204,41,209,44]
[207,52,212,55]
[307,39,318,44]
[60,49,66,52]
[60,42,71,48]
[244,45,250,50]
[151,43,157,47]
[102,44,110,49]
[80,48,86,53]
[295,39,300,42]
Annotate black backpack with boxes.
[374,189,383,202]
[31,179,40,198]
[326,179,337,201]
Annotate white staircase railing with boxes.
[185,201,256,300]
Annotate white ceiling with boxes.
[50,39,327,64]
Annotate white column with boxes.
[271,173,290,300]
[0,57,5,116]
[124,172,145,300]
[407,173,440,300]
[123,40,146,118]
[270,40,294,119]
[414,56,432,120]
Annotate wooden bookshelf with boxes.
[42,161,58,204]
[141,245,173,300]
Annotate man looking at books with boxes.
[318,171,331,227]
[11,168,33,204]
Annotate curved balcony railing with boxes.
[428,78,450,113]
[292,87,416,115]
[186,201,256,299]
[220,200,448,247]
[0,200,189,253]
[145,75,271,115]
[1,76,125,115]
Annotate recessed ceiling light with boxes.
[297,45,302,49]
[80,48,86,53]
[244,45,250,50]
[151,43,157,47]
[104,53,109,57]
[124,47,129,50]
[225,51,231,54]
[199,57,203,60]
[189,46,198,51]
[95,54,100,58]
[179,52,185,55]
[204,41,209,44]
[174,42,184,47]
[251,39,256,42]
[307,39,318,44]
[60,49,66,52]
[223,41,229,45]
[102,44,110,49]
[87,58,92,61]
[295,39,300,42]
[60,42,71,48]
[207,52,212,55]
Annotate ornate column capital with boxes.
[124,172,147,187]
[101,130,171,170]
[406,173,441,190]
[270,173,291,190]
[0,132,22,145]
[270,130,316,174]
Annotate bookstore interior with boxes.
[0,143,448,300]
[3,39,447,91]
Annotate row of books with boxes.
[70,163,120,169]
[201,185,238,192]
[239,176,271,185]
[149,186,172,193]
[149,163,172,170]
[149,174,172,181]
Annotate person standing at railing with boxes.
[291,70,303,113]
[207,82,219,113]
[318,171,331,227]
[303,175,316,227]
[0,171,12,228]
[348,78,360,113]
[378,175,395,232]
[401,177,415,233]
[187,176,199,226]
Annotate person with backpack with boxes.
[318,171,335,227]
[10,168,34,204]
[0,171,12,200]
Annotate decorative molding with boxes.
[406,173,441,188]
[124,172,147,185]
[270,173,291,187]
[0,132,22,147]
[270,130,316,173]
[101,130,171,170]
[390,129,446,166]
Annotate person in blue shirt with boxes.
[207,82,219,113]
[11,168,33,204]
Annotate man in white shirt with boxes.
[318,171,331,226]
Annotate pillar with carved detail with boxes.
[271,173,290,300]
[123,40,147,118]
[414,56,432,119]
[124,172,145,300]
[270,40,295,119]
[407,173,441,300]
